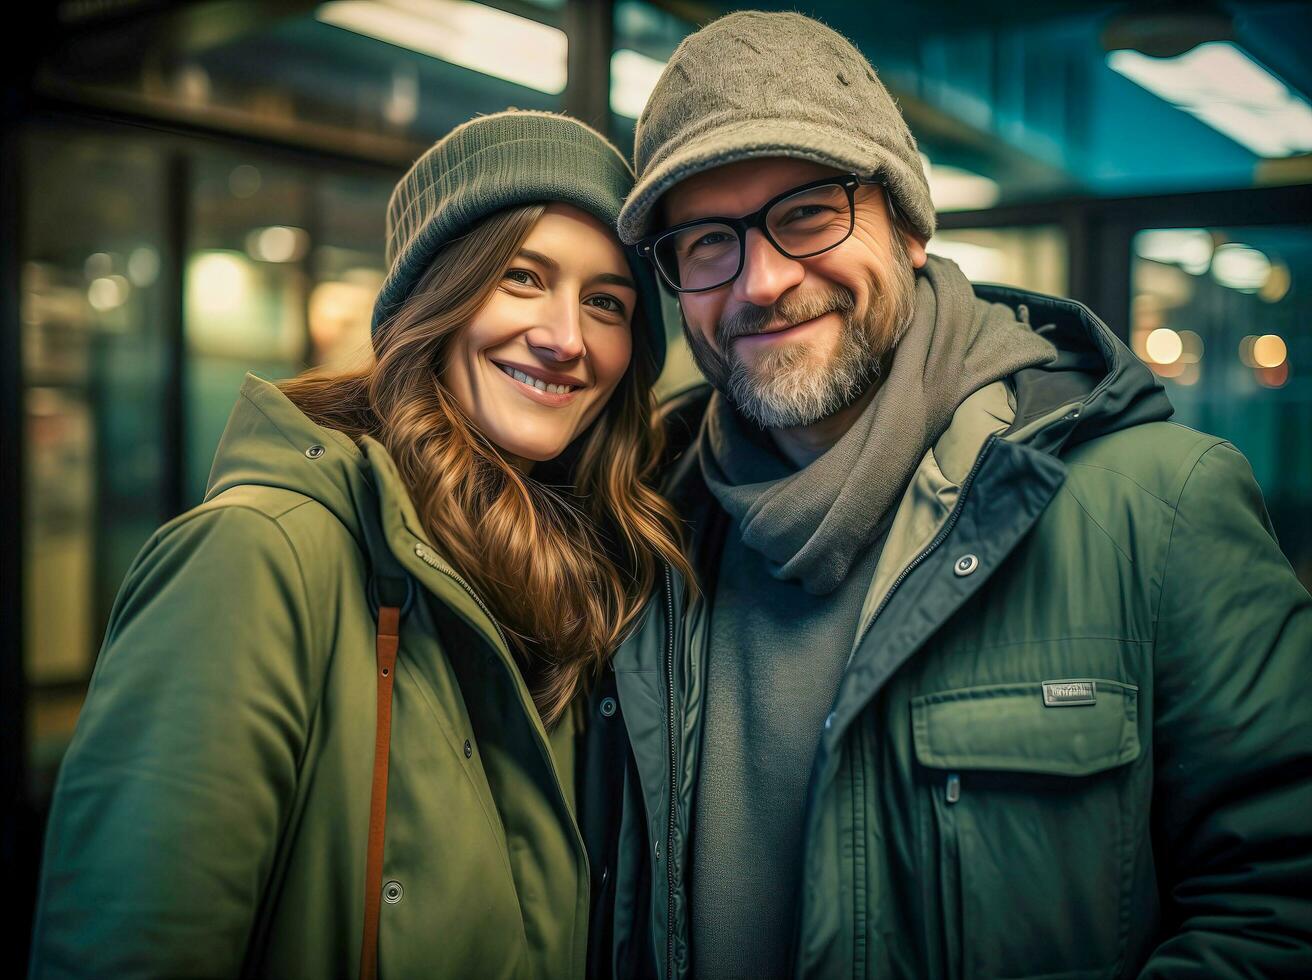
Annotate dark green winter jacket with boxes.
[605,285,1312,979]
[29,374,595,979]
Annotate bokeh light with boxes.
[1253,334,1288,368]
[1212,243,1272,292]
[1145,327,1184,364]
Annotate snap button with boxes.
[953,553,979,577]
[600,696,617,718]
[383,879,403,904]
[304,444,325,459]
[463,739,473,759]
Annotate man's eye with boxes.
[684,230,732,257]
[780,205,832,223]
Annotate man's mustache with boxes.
[716,286,858,348]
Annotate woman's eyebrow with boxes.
[517,248,634,291]
[516,248,558,270]
[590,272,636,290]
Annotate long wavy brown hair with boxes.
[280,204,691,726]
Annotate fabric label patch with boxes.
[1042,680,1097,707]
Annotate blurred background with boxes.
[3,0,1310,963]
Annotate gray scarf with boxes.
[700,255,1057,595]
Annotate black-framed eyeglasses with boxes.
[634,173,887,293]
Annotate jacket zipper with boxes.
[851,435,997,657]
[931,771,964,978]
[663,563,678,980]
[412,542,511,652]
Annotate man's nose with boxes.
[524,299,586,361]
[733,227,805,309]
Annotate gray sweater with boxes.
[692,521,883,979]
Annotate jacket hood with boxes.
[204,373,379,551]
[972,283,1174,452]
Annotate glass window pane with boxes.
[928,226,1068,295]
[36,3,567,156]
[311,173,391,372]
[1131,225,1311,588]
[20,127,170,777]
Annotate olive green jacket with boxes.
[30,374,591,979]
[606,285,1312,979]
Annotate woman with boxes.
[29,110,691,980]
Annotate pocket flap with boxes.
[911,679,1140,777]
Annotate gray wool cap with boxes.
[617,10,936,247]
[373,109,665,368]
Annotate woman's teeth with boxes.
[497,363,577,395]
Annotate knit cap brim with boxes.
[617,117,934,246]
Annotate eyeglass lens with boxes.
[653,181,854,291]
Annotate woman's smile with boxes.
[490,357,587,407]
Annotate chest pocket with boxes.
[910,680,1142,980]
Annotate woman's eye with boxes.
[586,294,625,315]
[504,268,538,286]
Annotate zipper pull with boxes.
[945,773,961,804]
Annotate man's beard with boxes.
[683,234,918,429]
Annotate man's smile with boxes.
[732,311,837,349]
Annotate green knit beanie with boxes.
[617,11,936,247]
[373,109,665,369]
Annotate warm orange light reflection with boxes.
[1256,361,1290,388]
[1253,334,1288,368]
[1146,328,1184,364]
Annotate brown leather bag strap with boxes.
[360,604,401,980]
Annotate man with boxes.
[599,10,1312,980]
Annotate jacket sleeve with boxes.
[1141,442,1312,977]
[29,505,321,979]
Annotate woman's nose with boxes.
[525,300,586,361]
